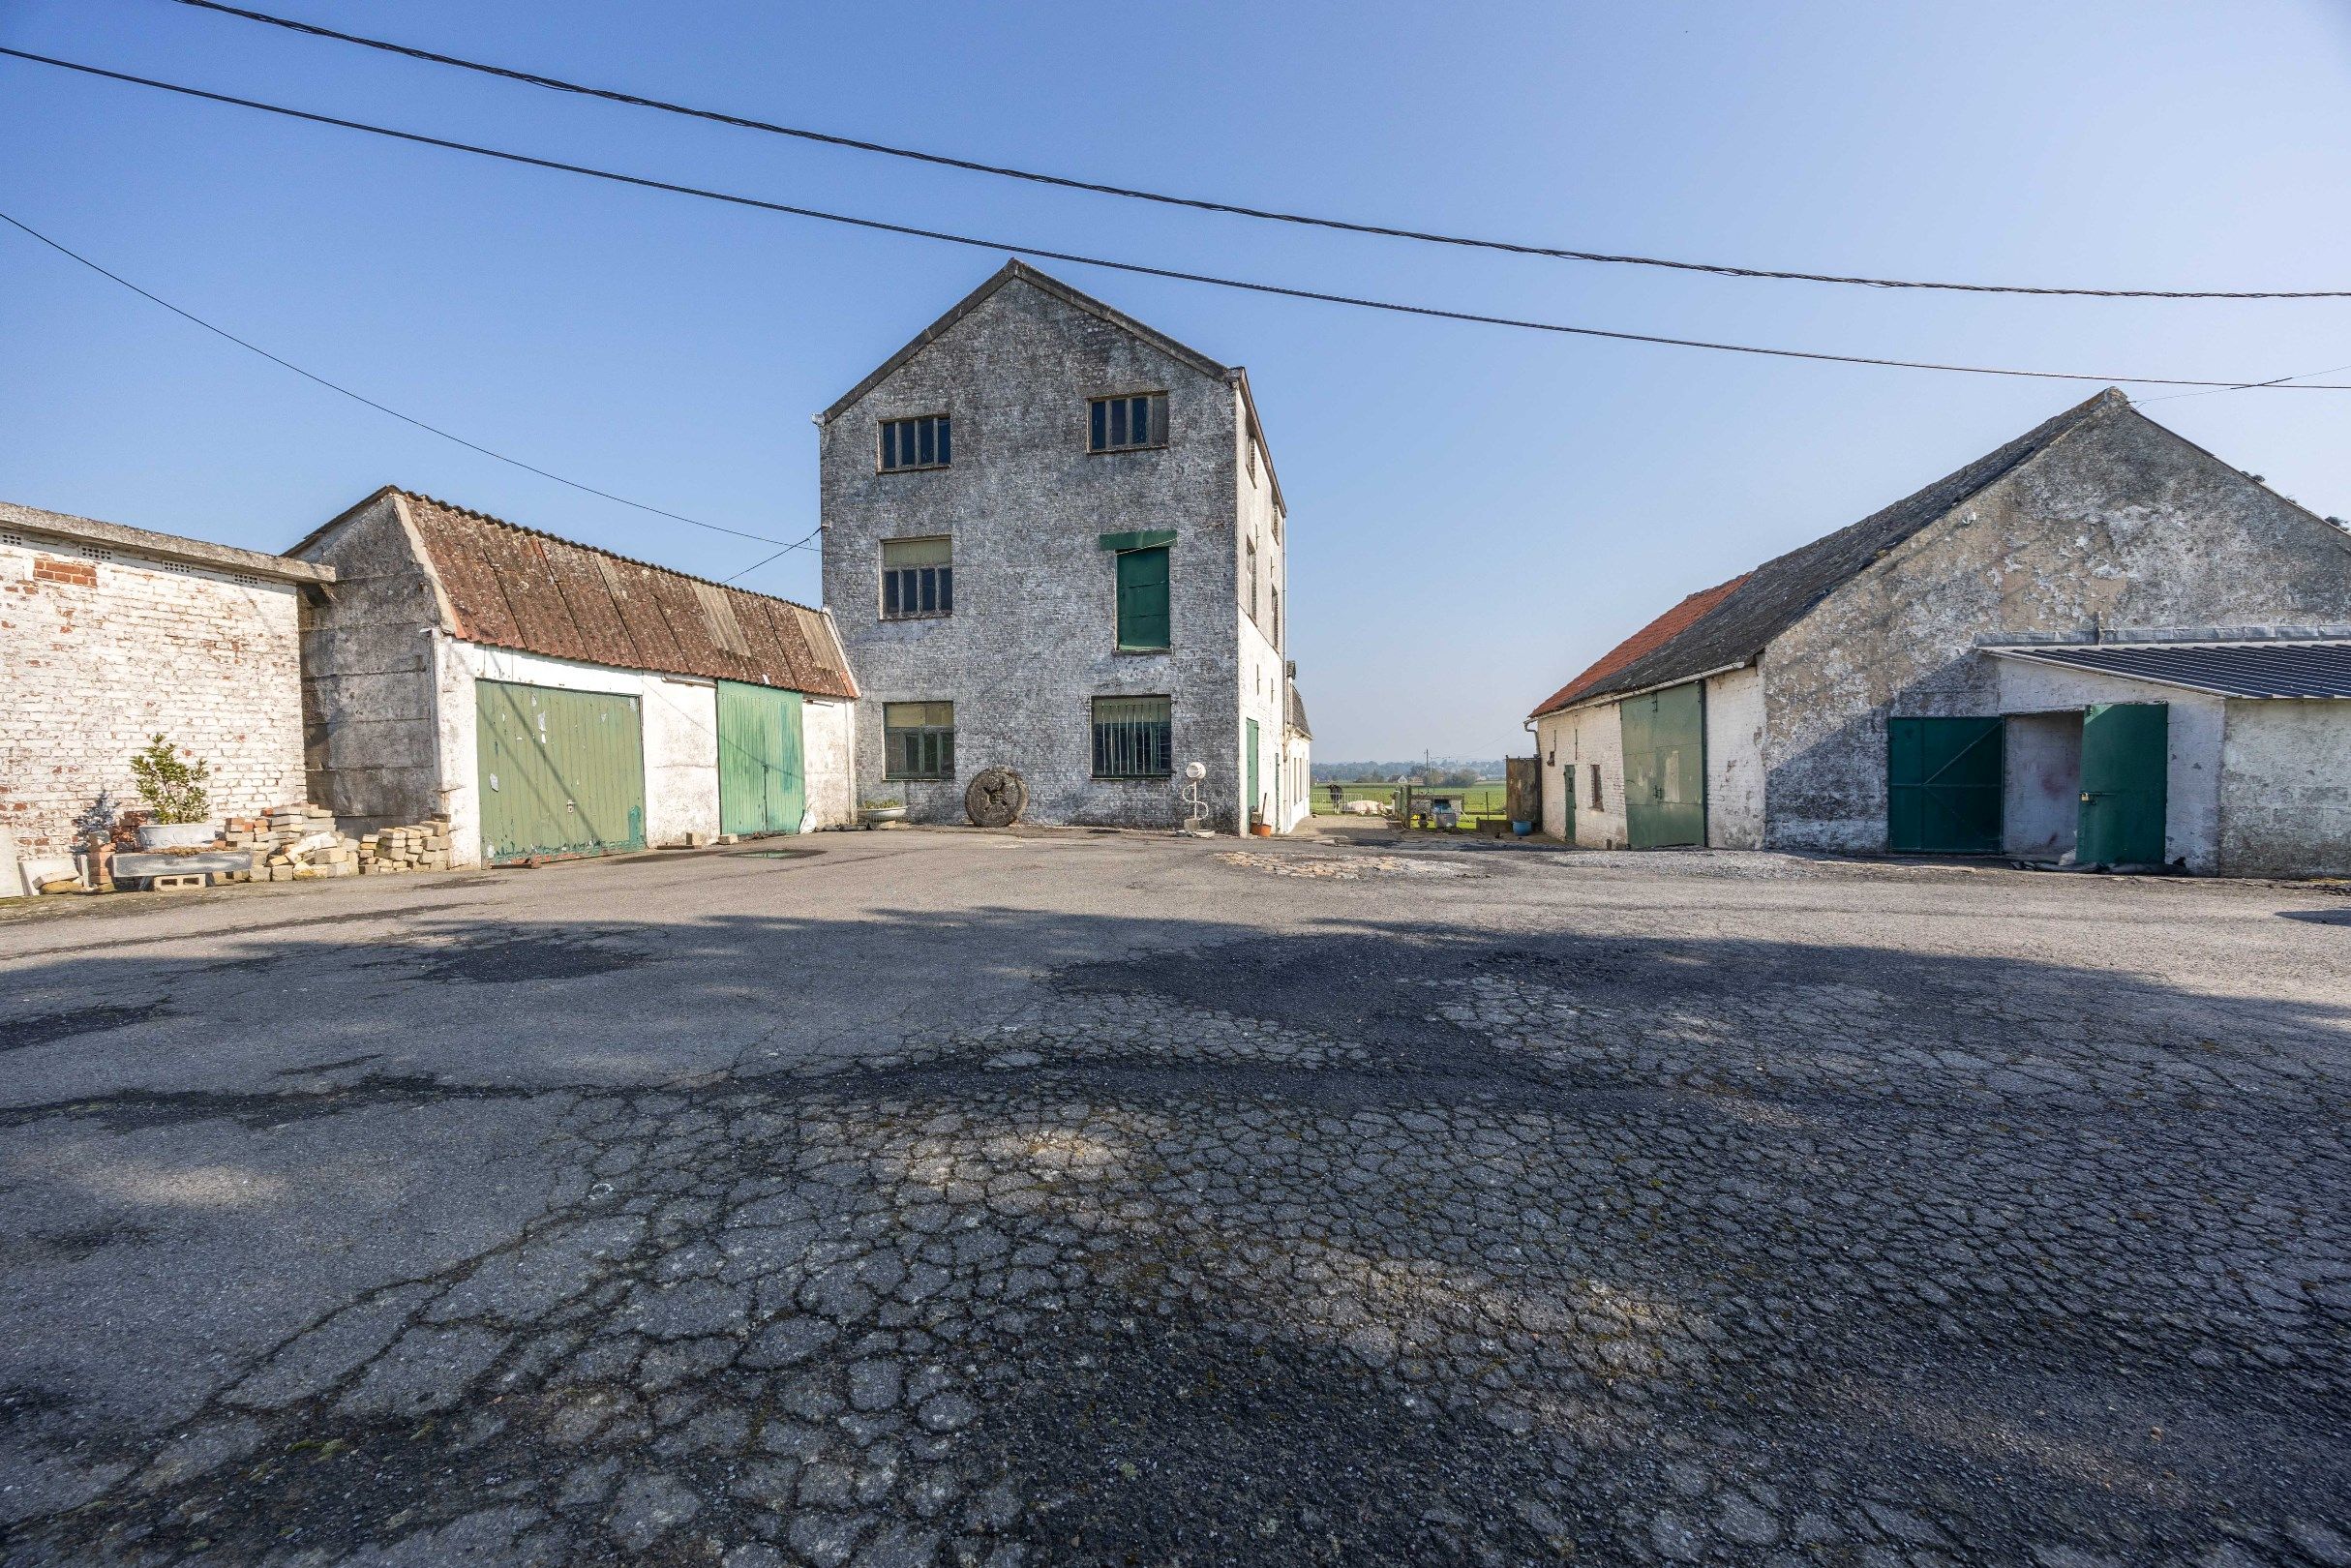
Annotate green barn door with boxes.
[476,680,646,864]
[717,680,805,837]
[1886,716,2003,853]
[2077,703,2167,867]
[1621,682,1705,848]
[1246,718,1261,829]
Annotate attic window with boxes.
[1090,393,1166,453]
[880,414,950,472]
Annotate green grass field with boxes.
[1310,781,1508,819]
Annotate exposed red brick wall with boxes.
[31,556,98,588]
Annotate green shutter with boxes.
[1099,528,1178,553]
[1116,546,1171,651]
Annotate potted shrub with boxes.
[858,797,907,829]
[128,735,217,850]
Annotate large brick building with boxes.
[819,261,1306,833]
[0,498,330,859]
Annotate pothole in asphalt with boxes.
[395,934,653,984]
[0,1000,176,1055]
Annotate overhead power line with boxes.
[166,0,2351,302]
[6,47,2347,395]
[0,207,820,556]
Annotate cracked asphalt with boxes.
[1,829,2346,1567]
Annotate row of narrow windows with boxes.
[883,697,1173,781]
[878,537,1277,649]
[875,395,1178,471]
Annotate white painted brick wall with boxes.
[1535,703,1627,847]
[0,539,305,855]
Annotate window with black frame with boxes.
[1088,393,1167,453]
[881,537,951,619]
[1092,695,1172,778]
[879,413,950,472]
[884,701,955,780]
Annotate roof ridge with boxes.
[1529,388,2129,718]
[818,257,1232,425]
[389,488,827,617]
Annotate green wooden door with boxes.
[717,680,805,836]
[1621,682,1705,848]
[476,680,646,864]
[1886,716,2004,853]
[1246,718,1261,828]
[2077,702,2167,866]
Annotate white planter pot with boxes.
[136,822,217,850]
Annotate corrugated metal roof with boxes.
[1986,639,2351,699]
[392,492,858,701]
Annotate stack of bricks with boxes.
[359,818,453,874]
[234,801,365,882]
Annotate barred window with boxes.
[1092,696,1172,778]
[1089,393,1167,453]
[879,413,950,472]
[881,536,951,619]
[884,701,955,780]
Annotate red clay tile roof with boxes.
[1530,574,1751,717]
[393,491,858,701]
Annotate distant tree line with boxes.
[1311,761,1499,786]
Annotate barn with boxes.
[1528,390,2351,875]
[291,489,859,866]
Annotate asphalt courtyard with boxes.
[1,828,2346,1568]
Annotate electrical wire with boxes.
[163,0,2351,302]
[714,540,818,588]
[0,207,818,553]
[6,47,2347,393]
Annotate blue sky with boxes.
[4,1,2346,760]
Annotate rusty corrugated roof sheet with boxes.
[394,491,857,700]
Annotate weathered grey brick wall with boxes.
[822,273,1268,831]
[0,538,305,854]
[292,493,444,830]
[1761,407,2351,851]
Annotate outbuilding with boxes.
[291,489,859,867]
[1,498,332,861]
[1528,390,2351,874]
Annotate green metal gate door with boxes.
[2077,702,2167,866]
[716,680,805,837]
[1886,716,2003,853]
[1621,682,1705,848]
[1246,718,1262,829]
[476,680,647,864]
